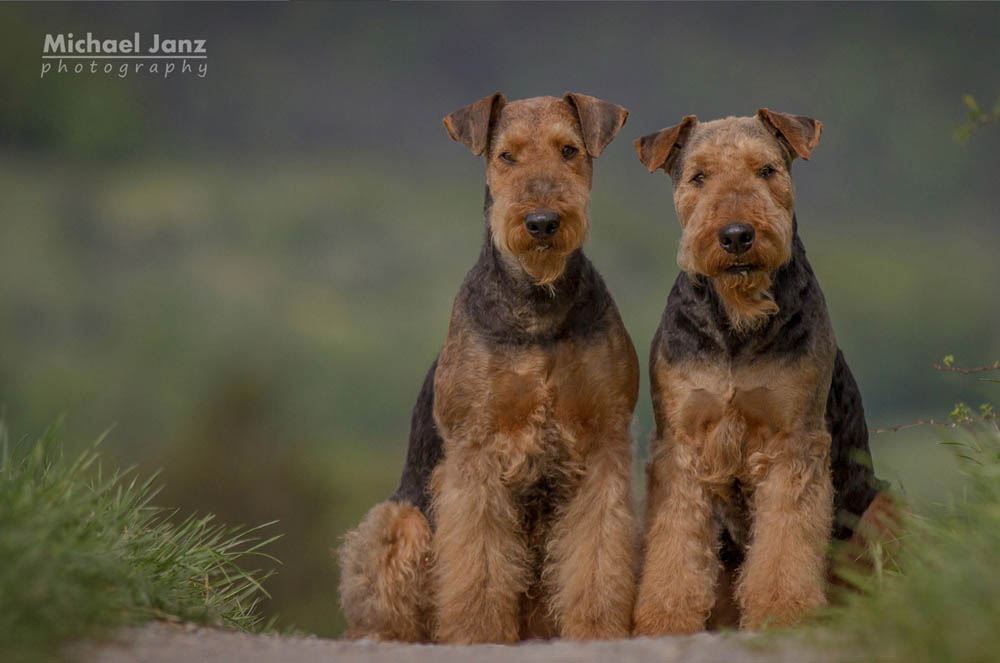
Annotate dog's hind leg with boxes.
[339,361,440,641]
[338,498,433,641]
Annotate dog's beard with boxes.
[493,211,589,288]
[678,224,788,334]
[515,248,570,288]
[709,270,779,334]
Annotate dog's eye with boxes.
[561,145,578,160]
[690,173,706,185]
[499,152,515,164]
[758,165,775,179]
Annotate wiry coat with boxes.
[393,234,621,516]
[340,93,638,644]
[652,225,884,563]
[633,110,894,634]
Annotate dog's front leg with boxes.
[633,440,720,635]
[432,445,529,644]
[737,436,834,629]
[546,431,635,639]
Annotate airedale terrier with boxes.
[631,109,894,632]
[339,92,639,643]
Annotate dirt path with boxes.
[71,621,845,663]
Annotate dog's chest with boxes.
[668,361,801,438]
[657,356,829,480]
[434,333,629,484]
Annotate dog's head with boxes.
[636,109,821,331]
[445,92,627,286]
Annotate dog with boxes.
[339,92,639,643]
[631,109,894,632]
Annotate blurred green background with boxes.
[1,2,998,637]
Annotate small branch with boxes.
[932,360,1000,375]
[873,413,997,435]
[873,419,961,434]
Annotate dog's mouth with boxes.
[724,263,760,275]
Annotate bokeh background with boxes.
[1,2,998,637]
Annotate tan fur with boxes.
[633,111,877,633]
[486,98,597,286]
[671,119,796,332]
[338,500,433,641]
[341,94,636,644]
[735,437,833,629]
[634,440,721,634]
[432,310,639,642]
[635,347,835,633]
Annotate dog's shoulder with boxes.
[657,272,728,362]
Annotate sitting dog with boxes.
[631,109,893,632]
[339,92,639,643]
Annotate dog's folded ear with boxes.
[443,92,506,156]
[563,93,629,158]
[756,109,822,160]
[635,115,698,175]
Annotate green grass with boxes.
[819,416,1000,662]
[0,420,280,663]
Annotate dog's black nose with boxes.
[525,211,560,238]
[719,223,755,255]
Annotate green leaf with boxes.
[963,94,981,113]
[950,402,973,422]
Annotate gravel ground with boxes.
[70,621,848,663]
